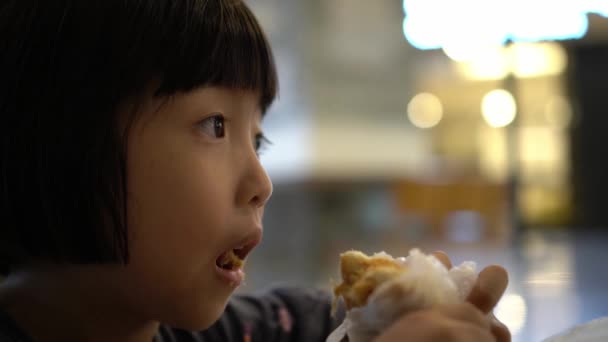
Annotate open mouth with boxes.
[214,230,262,286]
[216,247,247,271]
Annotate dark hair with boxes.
[0,0,278,275]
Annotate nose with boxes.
[236,152,273,209]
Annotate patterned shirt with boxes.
[0,287,344,342]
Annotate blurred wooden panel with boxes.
[394,178,509,239]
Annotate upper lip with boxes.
[219,226,263,261]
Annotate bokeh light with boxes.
[407,93,444,129]
[455,42,567,80]
[402,0,600,50]
[511,42,568,78]
[482,89,517,128]
[495,294,528,336]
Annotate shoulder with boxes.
[227,286,335,325]
[224,286,344,341]
[0,311,32,342]
[156,287,343,342]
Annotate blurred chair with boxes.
[393,178,510,241]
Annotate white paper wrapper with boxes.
[543,317,608,342]
[326,249,477,342]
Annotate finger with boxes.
[491,315,511,342]
[467,265,509,314]
[436,303,491,330]
[432,251,452,269]
[381,310,446,339]
[395,309,495,342]
[461,324,497,342]
[443,321,497,342]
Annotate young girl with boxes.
[0,1,510,341]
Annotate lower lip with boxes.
[215,265,245,287]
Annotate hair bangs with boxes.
[156,1,278,112]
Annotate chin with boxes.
[163,294,231,331]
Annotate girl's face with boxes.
[116,87,272,329]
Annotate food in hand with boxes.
[326,249,478,342]
[334,251,406,309]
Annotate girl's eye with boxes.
[255,133,272,155]
[200,114,225,138]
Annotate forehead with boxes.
[135,86,265,124]
[174,87,264,116]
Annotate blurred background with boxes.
[242,1,608,341]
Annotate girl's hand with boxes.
[374,251,511,342]
[466,265,511,342]
[433,251,511,342]
[373,302,496,342]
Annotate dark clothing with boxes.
[0,287,342,342]
[157,287,342,342]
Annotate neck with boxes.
[0,268,160,342]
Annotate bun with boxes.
[334,251,406,309]
[326,249,478,342]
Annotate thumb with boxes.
[466,265,509,314]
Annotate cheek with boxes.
[129,157,230,257]
[119,150,236,322]
[125,136,235,286]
